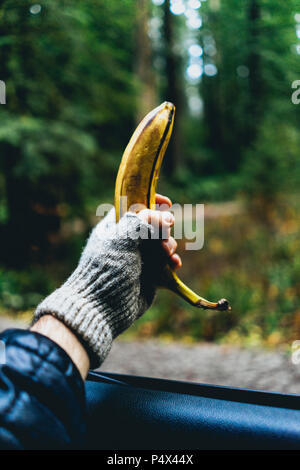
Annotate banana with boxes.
[115,101,230,311]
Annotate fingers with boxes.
[137,208,174,232]
[162,237,181,270]
[137,197,182,271]
[155,193,172,210]
[170,253,182,270]
[139,193,172,220]
[162,236,177,256]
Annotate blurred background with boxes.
[1,0,300,392]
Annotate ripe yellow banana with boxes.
[115,101,230,311]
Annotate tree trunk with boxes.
[162,0,183,175]
[245,0,262,146]
[135,0,157,123]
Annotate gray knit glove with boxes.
[33,209,156,369]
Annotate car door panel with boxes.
[85,371,300,450]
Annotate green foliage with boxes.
[241,120,300,202]
[0,0,136,204]
[0,267,55,311]
[185,0,300,185]
[0,0,137,264]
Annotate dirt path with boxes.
[1,316,299,394]
[101,340,300,394]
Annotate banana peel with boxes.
[114,101,230,311]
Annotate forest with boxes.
[0,0,300,348]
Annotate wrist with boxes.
[30,315,90,380]
[34,286,114,369]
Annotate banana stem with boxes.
[160,265,231,311]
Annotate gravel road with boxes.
[1,316,299,394]
[101,339,300,394]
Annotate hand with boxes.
[138,193,181,271]
[33,194,181,369]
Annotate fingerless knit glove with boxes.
[33,209,155,368]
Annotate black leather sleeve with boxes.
[0,329,86,449]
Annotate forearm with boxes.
[31,315,90,380]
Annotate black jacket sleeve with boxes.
[0,329,86,449]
